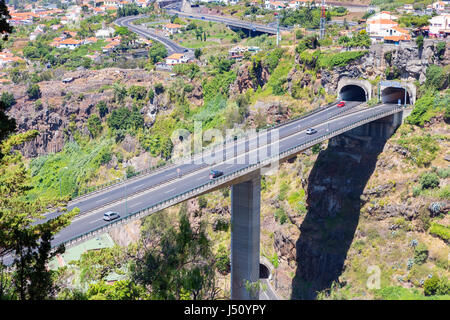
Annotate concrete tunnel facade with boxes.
[337,78,372,102]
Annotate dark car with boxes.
[306,128,317,135]
[337,101,346,108]
[209,170,223,179]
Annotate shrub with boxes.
[318,50,368,69]
[215,246,230,275]
[425,65,449,91]
[436,41,446,60]
[429,223,450,242]
[0,92,16,107]
[274,207,288,225]
[312,143,321,154]
[107,107,144,132]
[128,85,147,100]
[34,99,43,110]
[148,41,168,63]
[419,172,440,189]
[413,243,428,265]
[87,114,102,138]
[416,35,424,50]
[154,83,164,95]
[97,101,109,118]
[424,275,440,296]
[278,182,289,201]
[126,165,136,178]
[436,167,450,179]
[27,84,41,100]
[148,88,154,102]
[198,196,207,209]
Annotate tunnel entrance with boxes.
[339,85,367,102]
[381,87,411,105]
[259,263,270,279]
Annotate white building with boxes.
[366,18,398,40]
[366,11,398,23]
[429,14,450,37]
[95,27,115,38]
[163,23,183,35]
[57,38,83,50]
[165,53,189,65]
[432,1,447,13]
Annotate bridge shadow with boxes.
[290,129,389,300]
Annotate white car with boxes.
[306,128,317,135]
[103,211,120,221]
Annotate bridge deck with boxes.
[52,103,404,248]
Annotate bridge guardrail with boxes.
[62,105,403,248]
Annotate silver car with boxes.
[103,211,120,221]
[306,128,317,135]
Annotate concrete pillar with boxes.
[231,170,261,300]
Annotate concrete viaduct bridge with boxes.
[38,81,415,300]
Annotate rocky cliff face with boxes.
[5,68,168,157]
[306,40,447,95]
[229,62,270,96]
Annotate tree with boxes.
[413,243,428,264]
[0,131,78,299]
[128,85,147,100]
[130,207,220,300]
[87,114,102,138]
[0,100,16,143]
[424,275,440,296]
[194,48,202,60]
[113,83,127,103]
[425,65,449,91]
[0,0,13,51]
[0,92,15,108]
[419,172,440,189]
[86,280,147,300]
[26,84,41,100]
[148,42,168,64]
[0,1,15,142]
[416,35,424,50]
[96,101,109,118]
[154,83,164,95]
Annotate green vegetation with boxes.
[419,172,440,190]
[0,92,15,108]
[429,223,450,242]
[413,243,428,265]
[0,131,78,300]
[148,41,168,64]
[107,106,144,134]
[424,275,450,296]
[318,51,368,69]
[29,137,116,199]
[375,286,449,300]
[337,30,371,49]
[407,89,449,126]
[130,207,220,300]
[396,134,440,167]
[26,84,41,100]
[398,14,430,28]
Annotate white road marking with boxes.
[130,201,144,208]
[164,187,176,194]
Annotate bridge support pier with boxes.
[231,170,261,300]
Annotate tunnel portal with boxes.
[339,84,367,102]
[381,87,411,105]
